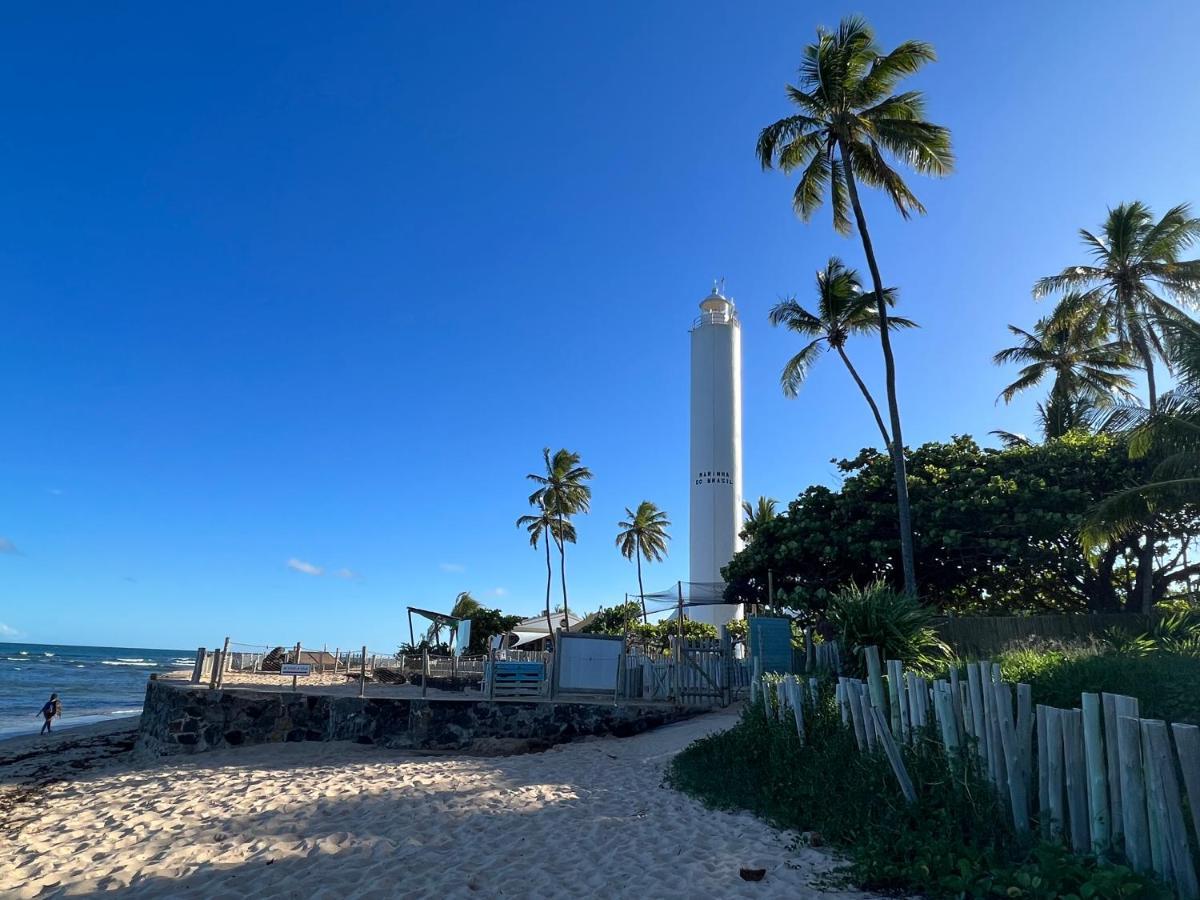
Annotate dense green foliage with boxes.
[460,606,522,656]
[826,581,949,675]
[670,700,1167,898]
[997,644,1200,725]
[724,433,1200,614]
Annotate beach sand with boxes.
[0,709,877,899]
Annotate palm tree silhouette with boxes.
[769,257,915,450]
[526,448,592,630]
[616,501,671,624]
[756,15,953,596]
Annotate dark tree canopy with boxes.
[723,434,1200,615]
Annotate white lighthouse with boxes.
[689,281,744,626]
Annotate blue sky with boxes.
[3,2,1199,649]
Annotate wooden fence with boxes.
[934,614,1156,656]
[755,647,1200,898]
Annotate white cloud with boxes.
[0,538,19,555]
[287,558,323,576]
[0,623,18,637]
[334,568,361,580]
[491,587,509,597]
[439,562,465,573]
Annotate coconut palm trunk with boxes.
[556,509,571,631]
[839,140,918,597]
[635,551,647,625]
[1134,332,1159,612]
[544,526,554,638]
[834,345,892,451]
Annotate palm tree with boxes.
[993,301,1137,439]
[756,15,953,597]
[527,448,592,630]
[1034,202,1200,416]
[516,500,576,638]
[1084,315,1200,611]
[740,496,779,544]
[615,501,671,624]
[1037,202,1200,610]
[769,257,916,450]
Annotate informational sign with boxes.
[280,663,312,676]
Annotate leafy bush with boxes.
[826,580,950,676]
[669,699,1169,898]
[997,644,1200,724]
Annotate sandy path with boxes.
[0,709,876,898]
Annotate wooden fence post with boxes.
[1036,704,1050,838]
[420,647,429,699]
[968,663,989,773]
[993,682,1030,835]
[191,648,206,685]
[1045,707,1066,842]
[1063,708,1090,854]
[1172,723,1200,856]
[1103,693,1124,844]
[218,636,231,688]
[359,645,367,698]
[864,646,887,725]
[871,706,918,803]
[1144,720,1199,898]
[1081,693,1110,854]
[1118,713,1152,874]
[886,659,903,739]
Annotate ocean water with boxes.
[0,642,193,740]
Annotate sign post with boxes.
[281,662,311,691]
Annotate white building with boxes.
[688,282,744,626]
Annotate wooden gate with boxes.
[671,637,731,706]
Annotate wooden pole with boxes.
[333,647,340,674]
[191,648,206,685]
[1037,704,1050,838]
[360,644,368,698]
[871,706,918,803]
[1144,720,1197,896]
[767,570,774,614]
[886,659,904,740]
[420,647,429,698]
[967,663,988,771]
[993,682,1029,835]
[1171,723,1200,859]
[1016,683,1033,801]
[1081,693,1111,854]
[218,636,231,688]
[1046,707,1066,842]
[676,581,684,643]
[1118,713,1152,873]
[1103,692,1124,844]
[864,646,887,723]
[321,643,327,675]
[1063,708,1090,853]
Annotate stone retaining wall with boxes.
[137,679,702,755]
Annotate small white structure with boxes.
[689,282,744,626]
[508,611,591,648]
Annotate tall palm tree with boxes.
[516,500,576,638]
[1034,202,1200,416]
[740,496,779,544]
[756,15,953,597]
[615,501,671,625]
[527,448,592,631]
[1037,202,1200,610]
[769,257,916,450]
[993,301,1137,439]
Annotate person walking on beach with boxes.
[37,693,61,735]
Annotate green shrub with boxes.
[669,698,1170,898]
[997,645,1200,724]
[826,580,950,676]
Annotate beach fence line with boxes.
[933,613,1157,656]
[751,646,1200,898]
[188,637,491,696]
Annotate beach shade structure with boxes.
[407,606,470,653]
[508,612,594,649]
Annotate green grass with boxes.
[669,696,1169,898]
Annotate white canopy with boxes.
[509,611,590,646]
